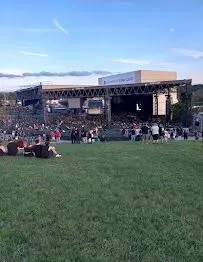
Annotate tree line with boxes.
[0,92,16,102]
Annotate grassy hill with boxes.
[0,141,203,261]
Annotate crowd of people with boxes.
[70,127,106,143]
[1,105,200,161]
[126,123,190,143]
[0,105,138,132]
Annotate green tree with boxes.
[172,102,181,121]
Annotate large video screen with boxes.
[68,98,81,109]
[88,100,103,115]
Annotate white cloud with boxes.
[19,51,49,57]
[171,48,203,59]
[52,18,69,36]
[111,58,151,65]
[0,75,99,91]
[1,67,203,91]
[169,28,175,32]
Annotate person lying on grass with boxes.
[43,141,62,158]
[0,139,62,158]
[31,139,62,158]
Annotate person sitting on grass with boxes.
[16,137,24,150]
[7,138,18,156]
[31,139,43,158]
[16,137,25,154]
[23,140,35,157]
[31,139,62,158]
[0,141,6,156]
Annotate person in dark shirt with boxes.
[24,147,35,157]
[46,134,51,142]
[7,139,18,156]
[131,129,136,142]
[31,139,43,158]
[177,127,183,139]
[42,142,61,158]
[31,140,61,158]
[75,129,80,144]
[71,129,76,144]
[41,143,51,158]
[81,129,87,143]
[141,124,149,143]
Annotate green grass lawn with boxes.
[0,142,203,262]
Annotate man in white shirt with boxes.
[151,123,159,143]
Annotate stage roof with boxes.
[16,79,192,101]
[41,84,95,91]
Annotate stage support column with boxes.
[165,91,172,123]
[41,86,47,126]
[181,83,192,127]
[42,99,47,126]
[154,93,159,117]
[80,98,86,110]
[105,96,112,127]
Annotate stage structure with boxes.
[16,79,192,126]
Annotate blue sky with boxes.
[0,0,203,90]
